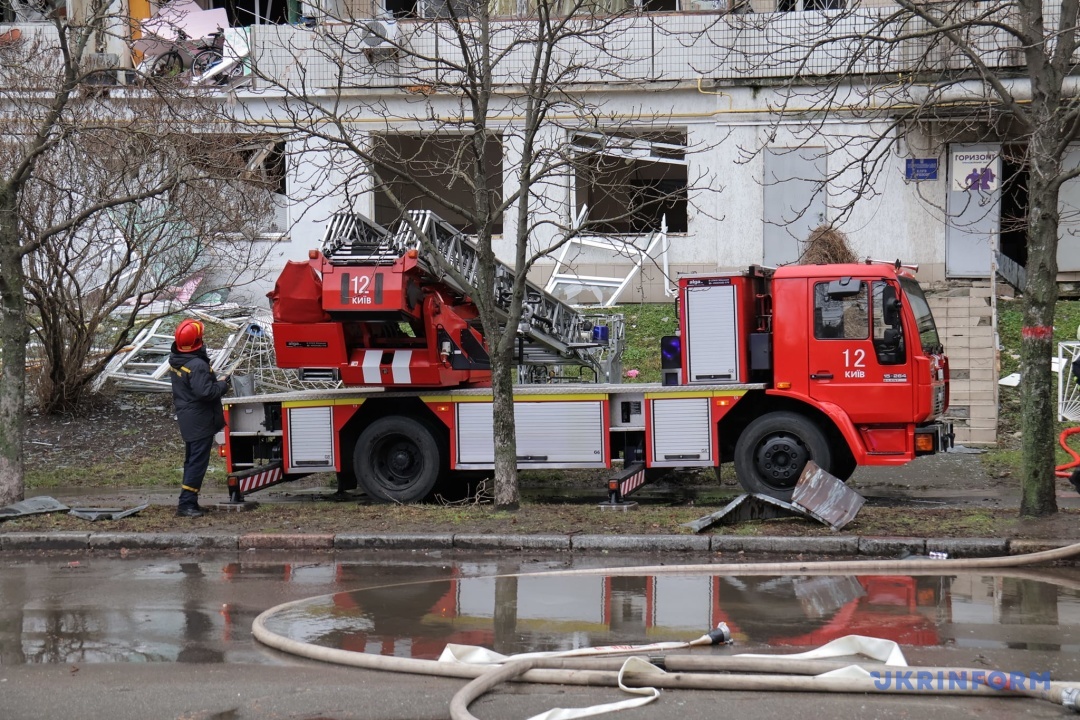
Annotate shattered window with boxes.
[572,130,688,234]
[371,133,504,235]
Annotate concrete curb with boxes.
[1,531,1075,557]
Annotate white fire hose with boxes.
[252,541,1080,719]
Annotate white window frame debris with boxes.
[543,206,676,307]
[1058,341,1080,421]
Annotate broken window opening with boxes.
[776,0,843,10]
[190,0,293,27]
[637,0,677,12]
[999,145,1028,269]
[242,139,289,237]
[573,130,688,235]
[371,133,504,235]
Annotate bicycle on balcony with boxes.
[139,27,241,82]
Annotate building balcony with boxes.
[244,6,1030,91]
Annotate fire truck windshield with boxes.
[899,277,942,354]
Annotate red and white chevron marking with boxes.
[239,466,284,494]
[619,467,647,498]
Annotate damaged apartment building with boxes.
[6,0,1080,446]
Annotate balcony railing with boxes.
[1,2,1036,90]
[244,6,1034,90]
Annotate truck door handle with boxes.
[810,372,834,380]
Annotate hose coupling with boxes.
[707,622,732,645]
[1062,687,1080,712]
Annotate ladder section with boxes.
[319,209,623,382]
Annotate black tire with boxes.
[733,411,832,501]
[151,51,184,78]
[831,448,858,482]
[191,49,222,76]
[354,416,442,503]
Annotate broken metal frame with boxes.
[543,206,676,308]
[91,316,246,393]
[1058,341,1080,421]
[684,461,865,532]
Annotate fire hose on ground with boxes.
[251,541,1080,719]
[1056,426,1080,485]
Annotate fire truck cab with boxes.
[671,264,950,498]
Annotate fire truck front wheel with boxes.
[733,411,832,501]
[354,416,443,503]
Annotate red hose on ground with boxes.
[1054,426,1080,478]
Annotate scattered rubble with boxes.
[92,309,342,395]
[0,496,149,522]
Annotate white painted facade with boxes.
[11,0,1080,443]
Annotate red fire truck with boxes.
[221,210,951,503]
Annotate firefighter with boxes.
[168,319,231,518]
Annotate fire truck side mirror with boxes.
[882,285,901,327]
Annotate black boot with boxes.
[176,506,206,518]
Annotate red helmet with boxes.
[175,319,204,353]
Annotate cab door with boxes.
[806,278,914,425]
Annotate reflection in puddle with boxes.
[263,571,1080,660]
[3,559,1079,666]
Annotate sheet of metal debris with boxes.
[0,496,70,519]
[791,461,865,531]
[68,503,150,522]
[683,493,806,533]
[684,461,865,533]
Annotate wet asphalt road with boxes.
[2,549,1080,720]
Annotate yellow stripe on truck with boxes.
[281,398,368,408]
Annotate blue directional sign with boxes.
[905,158,938,182]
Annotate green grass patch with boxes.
[25,448,218,489]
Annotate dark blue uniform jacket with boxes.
[168,344,228,442]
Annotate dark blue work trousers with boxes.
[179,435,215,509]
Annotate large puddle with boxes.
[3,556,1079,665]
[262,569,1080,659]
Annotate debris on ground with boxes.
[68,503,150,522]
[685,461,864,532]
[0,496,69,520]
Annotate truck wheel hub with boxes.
[388,446,414,475]
[756,436,807,481]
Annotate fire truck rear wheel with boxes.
[733,411,832,501]
[354,416,442,503]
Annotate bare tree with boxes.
[238,0,710,509]
[705,0,1078,516]
[0,15,274,504]
[23,127,275,414]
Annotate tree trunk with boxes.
[490,342,520,511]
[0,192,28,506]
[1018,145,1060,517]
